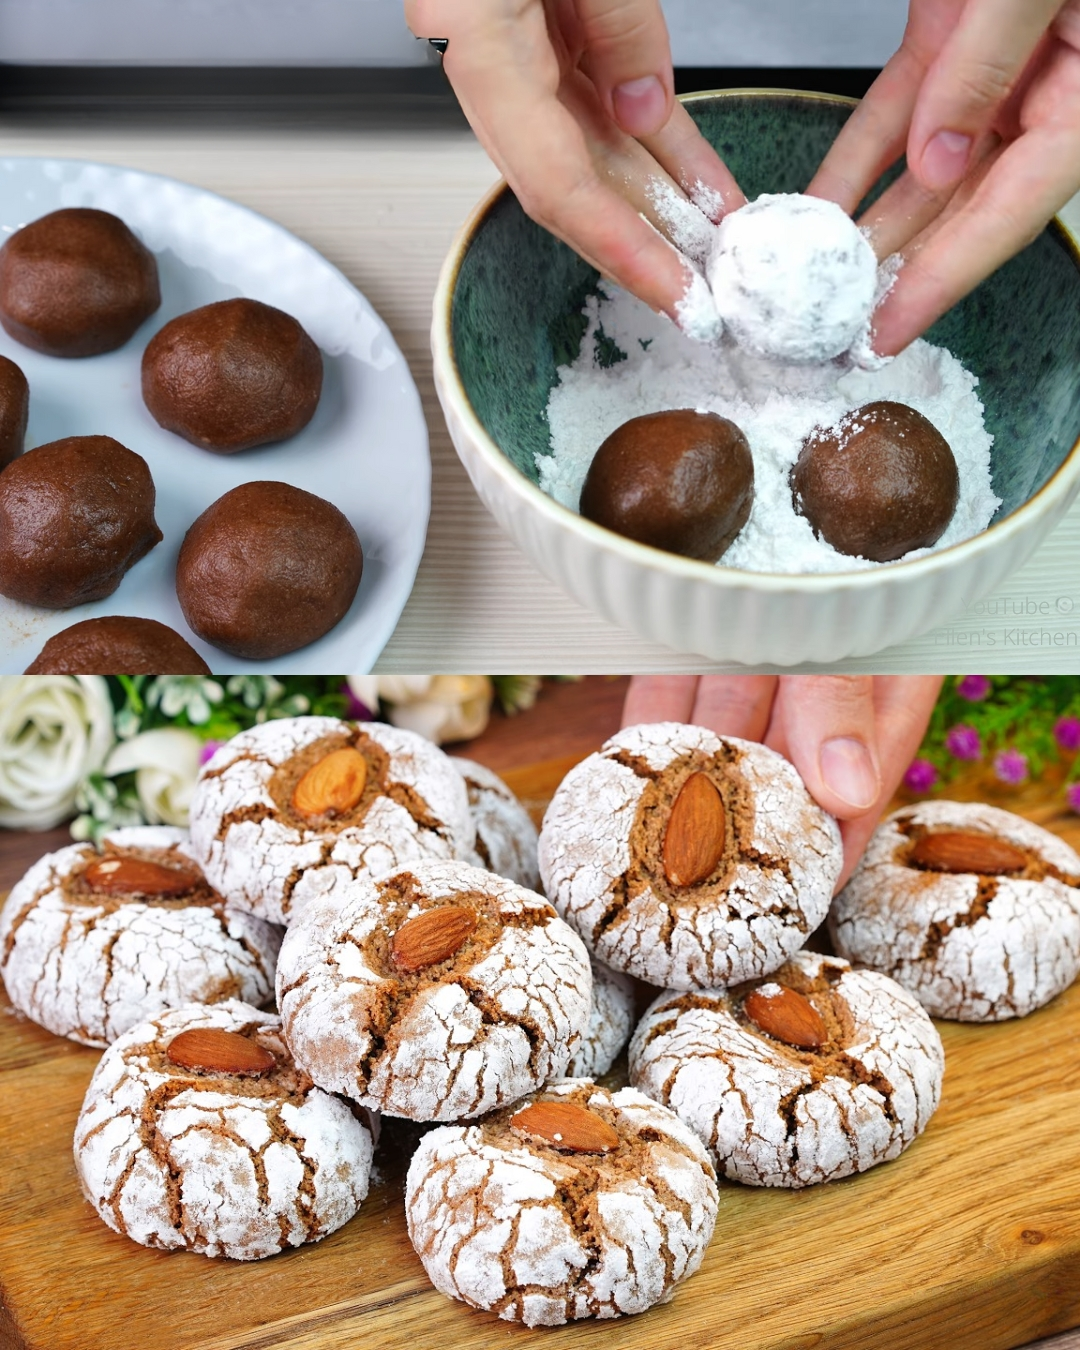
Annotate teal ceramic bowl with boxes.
[433,89,1080,664]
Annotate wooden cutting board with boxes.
[2,754,1080,1350]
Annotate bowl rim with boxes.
[433,86,1080,595]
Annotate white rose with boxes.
[382,675,493,744]
[0,676,115,830]
[104,728,203,827]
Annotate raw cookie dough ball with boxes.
[405,1079,718,1326]
[0,353,29,468]
[0,435,162,608]
[0,826,280,1046]
[565,959,636,1079]
[189,716,475,927]
[452,756,540,889]
[25,616,210,674]
[707,193,878,364]
[538,723,843,990]
[276,860,592,1121]
[830,801,1080,1021]
[175,480,362,659]
[0,208,160,357]
[142,297,323,452]
[74,1000,374,1259]
[629,951,944,1187]
[790,400,959,562]
[579,409,753,561]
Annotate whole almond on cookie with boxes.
[511,1100,621,1153]
[391,906,477,972]
[292,747,368,818]
[909,831,1026,875]
[84,856,200,897]
[166,1026,277,1075]
[743,985,827,1049]
[663,772,726,888]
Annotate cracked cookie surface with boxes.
[629,951,944,1187]
[538,723,842,990]
[0,826,280,1047]
[452,756,540,890]
[565,959,636,1079]
[830,800,1080,1021]
[276,860,592,1121]
[189,716,474,926]
[74,999,374,1259]
[405,1078,718,1327]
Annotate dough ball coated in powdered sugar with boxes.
[565,959,636,1079]
[405,1078,718,1326]
[0,825,280,1047]
[538,723,842,990]
[276,860,592,1121]
[629,951,944,1187]
[451,756,540,890]
[188,716,475,926]
[831,800,1080,1021]
[707,193,878,364]
[74,1000,374,1259]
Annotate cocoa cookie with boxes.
[189,716,475,927]
[0,353,29,469]
[451,756,540,889]
[405,1078,718,1326]
[175,480,362,659]
[830,801,1080,1021]
[0,435,161,608]
[629,951,944,1187]
[25,616,209,674]
[0,208,160,357]
[74,1000,374,1259]
[142,297,322,453]
[538,723,843,990]
[565,959,637,1079]
[0,826,280,1047]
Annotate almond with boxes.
[84,856,200,898]
[511,1100,620,1153]
[909,831,1026,875]
[663,771,726,888]
[743,985,827,1049]
[166,1027,276,1076]
[292,747,368,818]
[391,906,477,972]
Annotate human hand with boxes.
[622,675,943,889]
[404,0,744,332]
[808,0,1080,356]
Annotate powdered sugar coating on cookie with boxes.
[565,959,636,1079]
[0,827,280,1047]
[629,951,943,1187]
[277,860,592,1121]
[538,724,842,990]
[831,800,1080,1021]
[405,1079,718,1326]
[74,1000,373,1259]
[189,717,474,926]
[452,756,540,889]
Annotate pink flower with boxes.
[945,724,981,761]
[1054,716,1080,753]
[994,749,1028,785]
[903,759,938,793]
[957,675,991,702]
[1067,783,1080,814]
[341,682,375,721]
[199,739,224,766]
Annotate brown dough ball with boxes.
[142,298,323,453]
[25,616,210,674]
[0,208,160,357]
[579,409,754,562]
[0,354,29,469]
[0,435,162,608]
[175,481,363,659]
[790,400,959,563]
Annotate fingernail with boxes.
[820,737,880,810]
[613,75,666,137]
[920,130,972,191]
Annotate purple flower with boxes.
[1067,782,1080,814]
[957,674,992,702]
[1055,716,1080,753]
[903,759,938,793]
[945,724,981,761]
[341,682,375,721]
[199,739,224,766]
[994,748,1029,785]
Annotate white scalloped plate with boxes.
[0,157,429,674]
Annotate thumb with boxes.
[768,676,881,820]
[577,0,674,138]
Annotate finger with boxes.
[575,0,675,137]
[640,99,748,221]
[622,676,701,726]
[688,676,778,741]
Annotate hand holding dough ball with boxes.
[142,298,323,453]
[0,354,29,468]
[25,616,210,675]
[0,208,160,357]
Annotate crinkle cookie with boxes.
[452,756,540,890]
[405,1078,718,1327]
[830,800,1080,1021]
[565,959,636,1079]
[74,1000,374,1260]
[629,951,944,1188]
[538,723,842,990]
[0,826,280,1047]
[189,716,474,926]
[277,860,592,1121]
